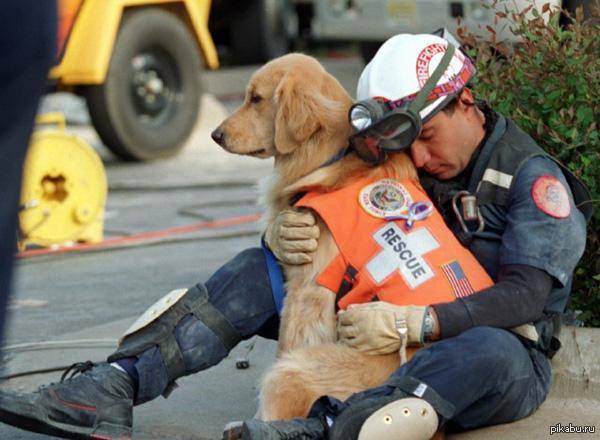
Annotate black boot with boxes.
[239,416,328,440]
[0,361,134,439]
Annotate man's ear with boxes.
[274,72,321,154]
[457,88,476,108]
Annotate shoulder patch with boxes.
[359,179,412,218]
[531,175,570,218]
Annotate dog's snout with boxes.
[211,127,225,145]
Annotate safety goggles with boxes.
[349,43,465,165]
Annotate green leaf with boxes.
[576,107,595,126]
[546,89,562,101]
[465,0,600,326]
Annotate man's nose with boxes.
[410,142,430,168]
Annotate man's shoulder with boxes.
[518,155,565,178]
[499,117,544,153]
[511,156,571,200]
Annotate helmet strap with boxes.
[408,44,456,115]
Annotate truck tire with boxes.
[564,0,593,17]
[560,1,594,27]
[86,8,201,161]
[230,0,289,64]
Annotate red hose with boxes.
[17,213,261,259]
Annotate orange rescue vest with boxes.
[296,177,493,310]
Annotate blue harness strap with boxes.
[261,238,286,316]
[259,146,347,316]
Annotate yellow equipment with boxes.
[51,0,219,86]
[19,113,107,250]
[52,0,218,161]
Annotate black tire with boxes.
[86,8,201,161]
[564,0,593,15]
[230,0,289,64]
[561,0,595,25]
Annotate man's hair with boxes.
[440,87,476,116]
[441,95,460,115]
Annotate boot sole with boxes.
[0,407,131,440]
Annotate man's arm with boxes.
[432,155,588,339]
[430,264,552,340]
[432,156,586,340]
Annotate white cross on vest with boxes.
[366,222,439,289]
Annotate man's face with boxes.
[409,96,482,180]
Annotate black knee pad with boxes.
[107,284,240,394]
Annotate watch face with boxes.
[423,311,434,339]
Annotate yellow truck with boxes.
[53,0,219,161]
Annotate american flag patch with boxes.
[441,261,475,298]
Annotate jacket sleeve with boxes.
[432,264,552,339]
[432,156,587,339]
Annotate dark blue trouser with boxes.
[132,247,552,431]
[0,1,56,345]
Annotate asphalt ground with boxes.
[1,54,598,439]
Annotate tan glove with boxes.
[337,302,428,355]
[264,209,320,265]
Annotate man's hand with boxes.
[337,302,428,355]
[264,209,320,265]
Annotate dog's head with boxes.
[211,54,353,161]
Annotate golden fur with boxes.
[214,54,422,421]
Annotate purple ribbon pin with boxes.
[385,201,433,229]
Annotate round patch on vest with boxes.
[359,179,412,218]
[531,175,570,218]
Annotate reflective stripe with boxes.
[481,168,513,189]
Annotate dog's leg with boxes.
[259,344,400,420]
[432,430,446,440]
[257,354,319,421]
[277,285,336,354]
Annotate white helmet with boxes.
[357,33,475,121]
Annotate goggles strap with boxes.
[409,44,456,113]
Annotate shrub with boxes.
[458,1,600,326]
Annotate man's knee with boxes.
[108,285,241,388]
[204,247,280,338]
[206,247,269,298]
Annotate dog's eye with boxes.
[250,94,262,104]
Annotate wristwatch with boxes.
[423,307,435,341]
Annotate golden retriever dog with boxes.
[212,53,425,423]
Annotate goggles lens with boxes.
[349,131,384,164]
[349,111,421,164]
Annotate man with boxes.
[0,2,56,344]
[0,33,590,440]
[239,33,590,439]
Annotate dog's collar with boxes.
[319,145,350,169]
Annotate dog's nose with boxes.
[211,127,224,145]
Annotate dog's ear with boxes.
[274,72,321,154]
